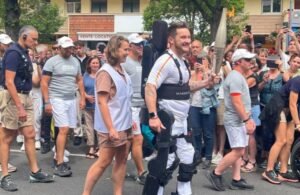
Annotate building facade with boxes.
[245,0,300,46]
[51,0,149,49]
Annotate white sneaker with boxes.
[144,151,157,161]
[16,135,24,143]
[127,152,132,161]
[52,146,70,157]
[53,153,69,163]
[211,153,223,165]
[35,141,41,150]
[20,143,25,151]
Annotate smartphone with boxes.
[245,25,251,33]
[267,60,278,69]
[196,57,202,64]
[282,22,289,29]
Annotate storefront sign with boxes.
[77,32,115,41]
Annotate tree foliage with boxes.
[0,0,65,43]
[143,0,248,44]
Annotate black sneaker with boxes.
[205,170,226,191]
[41,141,51,154]
[29,169,54,183]
[278,172,299,183]
[73,136,82,146]
[53,159,71,170]
[0,175,18,192]
[136,171,148,185]
[54,163,72,177]
[262,170,281,184]
[230,178,254,190]
[202,160,211,169]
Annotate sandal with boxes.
[86,153,97,159]
[241,161,257,173]
[241,158,248,168]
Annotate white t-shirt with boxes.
[147,49,190,135]
[279,50,290,71]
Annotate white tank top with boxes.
[94,63,133,133]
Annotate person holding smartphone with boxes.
[261,57,300,184]
[257,59,283,169]
[276,28,300,71]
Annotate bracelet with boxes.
[44,101,50,105]
[243,117,251,123]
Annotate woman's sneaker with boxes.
[230,178,254,190]
[278,172,299,183]
[262,170,281,184]
[136,171,148,185]
[0,175,18,192]
[54,163,72,177]
[29,169,54,183]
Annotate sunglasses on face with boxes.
[133,42,144,47]
[243,58,252,62]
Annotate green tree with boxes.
[143,0,247,43]
[0,0,65,43]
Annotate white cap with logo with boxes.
[58,36,74,48]
[128,33,144,44]
[0,34,13,45]
[232,49,256,63]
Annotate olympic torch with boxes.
[213,7,227,74]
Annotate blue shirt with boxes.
[83,72,95,110]
[2,43,33,91]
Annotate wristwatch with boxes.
[149,112,158,119]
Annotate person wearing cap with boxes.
[0,34,18,174]
[0,25,54,192]
[122,33,147,185]
[261,55,300,184]
[41,36,85,177]
[206,48,256,191]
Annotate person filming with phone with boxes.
[276,26,300,71]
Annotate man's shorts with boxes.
[98,129,132,148]
[1,90,34,130]
[50,98,77,128]
[132,107,141,135]
[216,99,225,125]
[224,124,249,148]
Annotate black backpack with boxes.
[141,20,168,98]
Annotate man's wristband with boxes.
[243,117,251,123]
[44,101,50,105]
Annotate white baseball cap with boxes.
[58,36,74,48]
[128,33,144,44]
[0,34,13,45]
[232,49,256,63]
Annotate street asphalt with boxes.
[1,140,300,195]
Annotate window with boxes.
[66,0,81,13]
[262,0,281,13]
[91,0,107,12]
[123,0,140,13]
[295,0,300,9]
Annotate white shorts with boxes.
[132,107,141,135]
[224,124,249,148]
[50,98,77,128]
